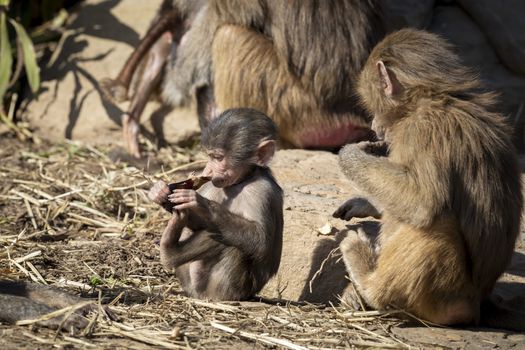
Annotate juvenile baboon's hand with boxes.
[168,189,209,214]
[148,181,171,205]
[357,141,389,157]
[333,197,381,220]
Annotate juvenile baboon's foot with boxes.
[122,113,141,158]
[100,78,128,104]
[333,197,381,221]
[341,282,366,310]
[339,231,362,264]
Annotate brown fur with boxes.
[103,0,383,156]
[163,0,384,149]
[336,29,522,326]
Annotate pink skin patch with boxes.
[296,122,373,149]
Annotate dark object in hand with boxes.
[161,175,211,213]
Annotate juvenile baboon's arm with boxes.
[160,230,225,269]
[160,211,269,269]
[338,143,446,227]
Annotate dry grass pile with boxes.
[0,135,418,349]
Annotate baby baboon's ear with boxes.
[255,140,276,166]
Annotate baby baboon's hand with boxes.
[148,181,171,205]
[168,189,209,214]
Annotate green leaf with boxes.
[0,12,12,103]
[9,19,40,94]
[89,275,103,286]
[0,1,10,7]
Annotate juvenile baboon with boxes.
[101,0,384,158]
[148,108,283,300]
[334,29,523,327]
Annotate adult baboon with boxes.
[101,0,384,157]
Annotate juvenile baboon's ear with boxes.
[255,140,276,166]
[377,60,395,97]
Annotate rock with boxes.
[458,0,525,75]
[22,0,199,148]
[429,6,499,69]
[383,0,435,32]
[429,6,525,149]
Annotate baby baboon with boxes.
[149,108,283,300]
[102,0,384,157]
[335,29,523,327]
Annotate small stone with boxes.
[317,223,334,235]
